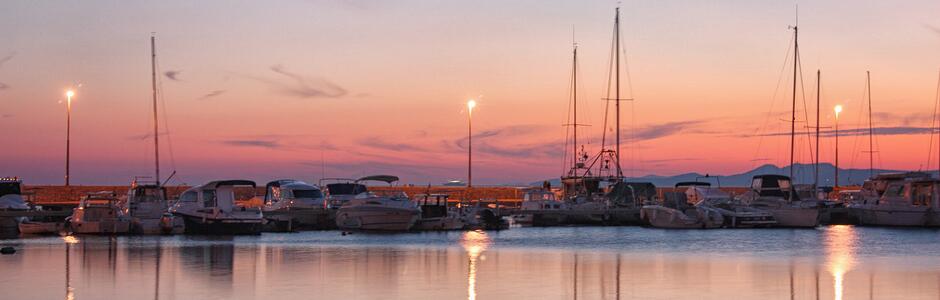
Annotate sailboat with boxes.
[851,71,940,227]
[560,7,647,226]
[122,34,183,234]
[739,24,820,228]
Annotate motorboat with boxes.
[738,175,820,228]
[68,192,131,234]
[322,178,368,209]
[640,183,724,229]
[334,175,420,231]
[123,179,182,234]
[682,182,776,228]
[510,188,569,226]
[0,177,29,237]
[170,180,264,235]
[412,193,465,230]
[18,204,68,235]
[847,172,931,226]
[262,179,331,231]
[852,176,936,227]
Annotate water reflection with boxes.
[3,228,940,299]
[461,230,490,300]
[825,225,858,300]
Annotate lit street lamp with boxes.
[65,90,75,186]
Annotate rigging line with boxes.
[562,47,575,174]
[796,44,815,179]
[846,76,869,183]
[154,53,178,181]
[751,33,795,170]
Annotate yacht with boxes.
[640,183,724,229]
[412,193,465,230]
[124,179,181,234]
[334,175,420,231]
[322,178,368,209]
[683,182,776,228]
[262,179,330,231]
[170,180,264,235]
[852,175,936,227]
[738,175,820,228]
[510,188,569,226]
[68,192,131,234]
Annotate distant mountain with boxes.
[533,163,939,187]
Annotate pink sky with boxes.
[2,1,940,185]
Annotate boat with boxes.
[412,193,465,230]
[556,7,646,226]
[334,175,420,231]
[640,182,724,229]
[510,188,569,226]
[0,177,29,237]
[68,191,131,234]
[682,182,776,228]
[739,175,820,228]
[851,174,934,227]
[322,178,368,209]
[120,35,183,235]
[261,179,331,231]
[124,179,181,234]
[170,180,264,235]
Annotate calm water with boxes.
[2,226,940,299]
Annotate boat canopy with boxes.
[326,183,368,195]
[675,181,711,188]
[202,180,256,189]
[356,175,399,185]
[751,175,797,200]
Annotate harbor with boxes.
[4,1,940,299]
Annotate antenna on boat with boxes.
[151,33,161,185]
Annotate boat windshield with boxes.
[133,186,166,202]
[291,189,323,199]
[524,191,556,202]
[0,182,21,197]
[327,183,367,196]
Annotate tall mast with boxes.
[789,26,798,181]
[614,6,623,178]
[572,44,578,168]
[815,70,820,189]
[151,34,161,184]
[867,71,873,177]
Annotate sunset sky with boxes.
[2,0,940,186]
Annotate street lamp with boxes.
[65,90,75,186]
[834,104,843,191]
[467,99,476,189]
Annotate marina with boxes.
[4,1,940,299]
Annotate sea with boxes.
[2,226,940,299]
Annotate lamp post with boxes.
[65,90,75,186]
[834,104,843,191]
[467,99,476,189]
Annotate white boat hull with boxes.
[18,221,64,235]
[767,208,819,228]
[71,219,131,234]
[641,206,722,229]
[336,206,419,231]
[854,207,927,227]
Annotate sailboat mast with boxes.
[789,26,798,181]
[815,70,820,189]
[572,44,578,167]
[151,34,160,184]
[867,71,873,177]
[614,7,622,178]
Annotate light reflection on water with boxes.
[2,226,940,299]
